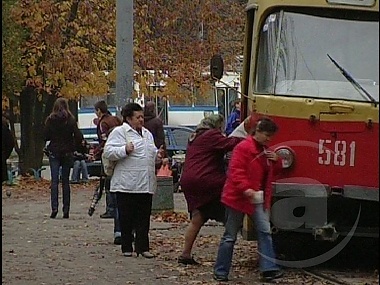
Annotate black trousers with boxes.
[116,192,153,253]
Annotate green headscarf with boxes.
[189,114,225,143]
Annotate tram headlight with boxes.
[275,148,294,169]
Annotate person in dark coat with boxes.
[178,114,243,265]
[93,100,123,220]
[93,100,123,245]
[44,98,83,219]
[143,101,165,149]
[2,116,15,183]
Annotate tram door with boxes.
[217,87,239,120]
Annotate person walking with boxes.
[2,115,15,183]
[178,114,243,265]
[143,101,165,149]
[93,100,122,219]
[70,139,90,184]
[44,98,83,219]
[103,102,165,258]
[213,117,284,282]
[93,100,123,244]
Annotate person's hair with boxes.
[200,113,224,130]
[94,100,108,114]
[254,117,278,134]
[121,102,143,122]
[233,99,241,106]
[47,97,74,121]
[144,101,156,117]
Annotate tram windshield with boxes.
[255,10,379,102]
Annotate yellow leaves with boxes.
[6,0,245,106]
[2,96,10,110]
[108,70,116,83]
[60,81,80,100]
[27,66,37,77]
[58,71,109,99]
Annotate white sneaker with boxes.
[123,252,133,257]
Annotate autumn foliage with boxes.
[2,0,245,172]
[4,0,245,100]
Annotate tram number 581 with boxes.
[318,139,356,167]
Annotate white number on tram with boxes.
[318,139,356,167]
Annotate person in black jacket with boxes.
[44,98,83,219]
[2,116,15,183]
[70,139,91,184]
[93,100,123,245]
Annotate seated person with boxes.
[71,139,91,183]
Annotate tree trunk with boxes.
[8,99,21,157]
[69,99,78,121]
[19,86,57,175]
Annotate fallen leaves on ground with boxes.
[2,176,97,201]
[152,211,189,223]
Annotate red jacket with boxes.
[221,136,282,215]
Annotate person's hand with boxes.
[244,189,264,204]
[125,142,134,155]
[162,158,169,165]
[86,154,94,161]
[243,188,256,199]
[265,150,279,161]
[157,145,165,159]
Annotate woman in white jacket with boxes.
[103,103,164,258]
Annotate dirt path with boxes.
[2,181,257,285]
[2,179,378,285]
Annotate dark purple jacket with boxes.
[180,129,242,212]
[44,116,83,157]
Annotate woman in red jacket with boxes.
[178,114,243,265]
[213,117,284,282]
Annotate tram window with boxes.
[194,86,216,106]
[169,94,192,106]
[228,88,239,115]
[217,89,226,118]
[255,11,379,101]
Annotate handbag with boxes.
[102,125,129,177]
[156,164,172,177]
[102,152,117,177]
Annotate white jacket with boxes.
[103,123,158,194]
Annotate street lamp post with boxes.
[116,0,134,110]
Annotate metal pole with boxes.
[116,0,133,110]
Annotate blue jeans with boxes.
[99,176,116,215]
[214,205,279,277]
[71,160,89,182]
[49,154,73,214]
